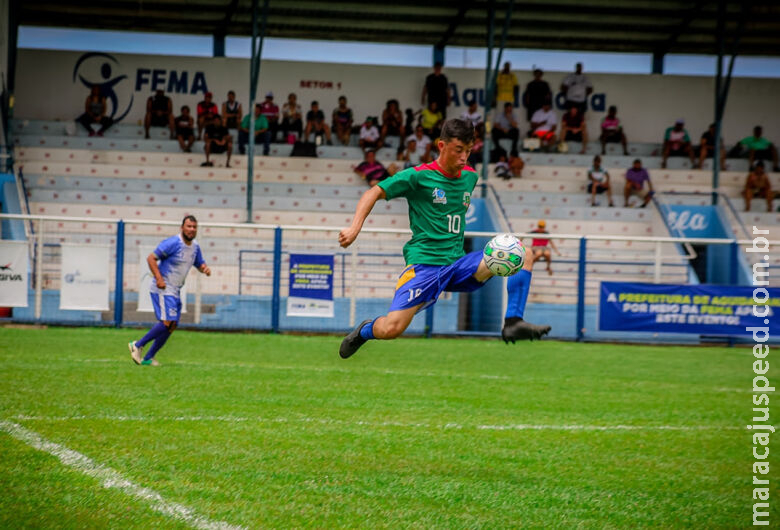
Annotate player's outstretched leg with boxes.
[339,305,420,359]
[502,260,552,343]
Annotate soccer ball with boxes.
[483,234,525,276]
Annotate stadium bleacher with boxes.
[10,114,780,324]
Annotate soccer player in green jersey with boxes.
[338,118,550,358]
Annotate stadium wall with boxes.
[13,49,780,145]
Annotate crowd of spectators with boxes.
[74,61,778,210]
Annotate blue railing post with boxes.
[271,226,283,333]
[425,305,434,338]
[113,220,125,328]
[576,237,587,341]
[729,240,739,285]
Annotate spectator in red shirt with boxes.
[560,105,588,154]
[599,105,628,156]
[259,91,280,143]
[221,90,242,130]
[529,220,560,276]
[196,92,219,140]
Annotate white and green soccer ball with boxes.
[483,233,526,276]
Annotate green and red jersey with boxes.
[378,161,478,266]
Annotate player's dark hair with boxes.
[182,215,198,226]
[440,118,475,145]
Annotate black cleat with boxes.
[339,319,372,359]
[501,317,552,344]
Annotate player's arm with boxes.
[338,186,386,248]
[147,253,165,289]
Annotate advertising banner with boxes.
[0,241,29,307]
[287,254,334,318]
[59,244,110,310]
[137,250,187,313]
[599,282,779,337]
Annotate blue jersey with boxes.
[151,234,205,296]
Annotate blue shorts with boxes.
[389,251,489,313]
[150,292,182,322]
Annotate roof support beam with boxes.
[654,0,707,58]
[436,2,469,50]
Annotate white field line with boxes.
[0,419,245,530]
[10,414,746,432]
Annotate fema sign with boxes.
[72,52,210,124]
[665,205,728,239]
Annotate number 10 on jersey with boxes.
[446,214,461,234]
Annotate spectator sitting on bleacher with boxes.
[196,92,219,140]
[421,101,444,140]
[560,105,587,154]
[661,119,697,169]
[406,125,432,162]
[624,158,654,208]
[359,117,382,152]
[238,103,270,156]
[530,220,560,276]
[403,108,419,138]
[355,150,397,187]
[698,123,726,170]
[281,93,303,142]
[561,62,592,115]
[743,162,774,212]
[529,99,557,150]
[398,138,425,169]
[332,96,354,146]
[509,151,525,178]
[599,105,628,156]
[304,101,333,145]
[144,89,175,140]
[202,114,232,168]
[731,126,780,172]
[76,85,114,137]
[587,155,614,207]
[493,102,520,154]
[380,99,403,146]
[522,68,552,122]
[221,91,242,130]
[174,106,195,153]
[259,92,279,143]
[460,101,483,128]
[467,123,485,167]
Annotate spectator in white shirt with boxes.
[561,62,593,115]
[405,125,432,162]
[492,102,520,154]
[460,101,483,128]
[529,100,558,148]
[359,116,382,152]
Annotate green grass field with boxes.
[0,326,776,528]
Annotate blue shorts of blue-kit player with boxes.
[388,250,489,313]
[150,292,182,322]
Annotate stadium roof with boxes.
[17,0,780,57]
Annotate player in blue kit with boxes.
[338,119,551,358]
[128,216,210,366]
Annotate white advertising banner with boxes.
[136,250,187,314]
[14,48,780,144]
[0,241,29,307]
[59,244,110,311]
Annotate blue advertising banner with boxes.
[664,205,727,239]
[287,254,334,317]
[599,282,779,337]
